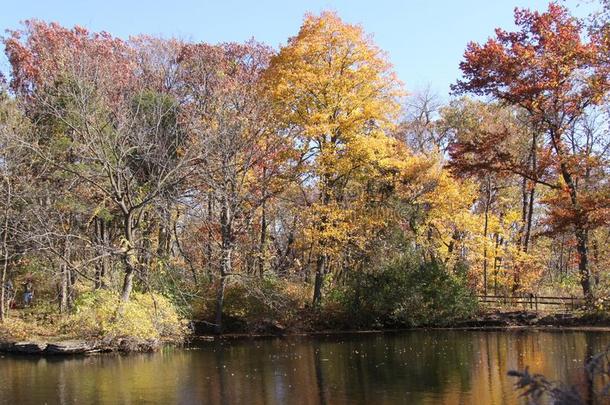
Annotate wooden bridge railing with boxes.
[476,294,584,311]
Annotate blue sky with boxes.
[0,0,595,97]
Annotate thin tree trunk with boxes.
[493,233,502,295]
[120,210,136,303]
[0,252,7,322]
[0,178,9,322]
[592,238,599,286]
[312,253,326,307]
[522,132,538,253]
[60,261,69,313]
[557,234,565,277]
[576,228,591,303]
[313,182,331,307]
[565,246,572,276]
[523,186,535,253]
[214,270,227,335]
[548,128,592,304]
[482,176,491,296]
[258,165,269,278]
[277,228,295,276]
[120,260,136,303]
[157,206,172,258]
[140,214,154,293]
[258,195,267,278]
[206,191,214,282]
[520,176,528,250]
[214,194,232,334]
[94,218,109,289]
[63,222,75,311]
[173,213,198,284]
[94,218,101,289]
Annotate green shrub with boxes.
[333,255,477,328]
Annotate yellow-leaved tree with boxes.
[264,11,403,306]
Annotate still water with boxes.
[0,330,608,404]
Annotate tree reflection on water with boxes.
[0,330,608,405]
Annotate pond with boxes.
[1,330,608,404]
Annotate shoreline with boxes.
[4,311,610,356]
[0,338,164,355]
[190,324,610,341]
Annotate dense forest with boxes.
[0,2,609,346]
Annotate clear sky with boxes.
[0,0,595,98]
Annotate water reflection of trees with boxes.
[0,332,609,404]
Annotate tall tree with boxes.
[452,4,610,304]
[265,11,403,306]
[178,41,283,332]
[4,21,199,302]
[0,88,29,320]
[441,98,548,293]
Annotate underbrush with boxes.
[0,289,188,350]
[194,258,478,333]
[327,257,478,328]
[62,290,188,350]
[0,317,40,341]
[0,302,64,341]
[195,274,311,332]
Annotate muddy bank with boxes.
[0,338,162,355]
[191,310,610,338]
[0,340,96,355]
[454,310,610,328]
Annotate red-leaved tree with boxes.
[452,3,610,304]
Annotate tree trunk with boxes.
[493,234,503,295]
[60,262,69,313]
[513,180,534,294]
[0,177,11,322]
[482,176,491,296]
[522,132,537,253]
[552,131,592,305]
[520,176,528,250]
[592,238,599,286]
[59,225,74,313]
[313,182,331,307]
[258,196,267,277]
[214,271,227,335]
[214,195,232,334]
[157,206,172,258]
[522,185,535,253]
[576,228,591,303]
[0,227,7,322]
[0,257,6,322]
[548,128,592,304]
[277,226,295,276]
[94,218,109,289]
[258,166,268,278]
[206,191,214,282]
[312,253,326,307]
[139,213,154,293]
[120,260,136,303]
[120,211,136,303]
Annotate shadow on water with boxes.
[0,330,609,405]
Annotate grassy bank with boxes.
[0,290,188,352]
